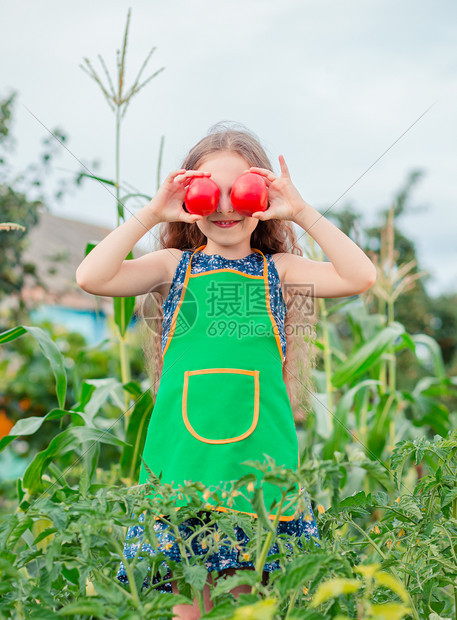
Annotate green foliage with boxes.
[1,437,457,618]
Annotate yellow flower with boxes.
[241,553,250,561]
[317,504,325,514]
[395,497,401,503]
[397,528,405,538]
[386,540,392,549]
[164,542,173,550]
[214,533,220,542]
[201,541,207,549]
[222,491,228,499]
[247,481,255,493]
[374,525,380,534]
[231,489,239,497]
[304,513,314,522]
[302,586,309,595]
[203,489,211,501]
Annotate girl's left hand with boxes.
[246,155,306,222]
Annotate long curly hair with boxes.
[137,121,318,423]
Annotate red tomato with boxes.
[230,172,269,217]
[184,178,220,216]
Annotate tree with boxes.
[0,91,91,327]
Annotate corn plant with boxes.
[78,7,165,431]
[300,202,455,504]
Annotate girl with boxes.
[76,122,376,617]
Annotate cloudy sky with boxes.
[2,0,456,296]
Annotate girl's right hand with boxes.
[147,169,212,224]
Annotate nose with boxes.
[216,191,235,214]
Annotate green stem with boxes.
[161,513,206,615]
[346,518,386,560]
[113,94,132,418]
[371,504,416,524]
[252,492,287,595]
[284,590,298,620]
[119,332,131,432]
[112,539,140,608]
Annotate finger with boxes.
[248,167,277,183]
[278,155,290,177]
[175,170,212,183]
[182,213,203,223]
[183,175,210,188]
[169,169,186,181]
[185,170,212,177]
[251,211,269,220]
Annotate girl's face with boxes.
[194,151,260,246]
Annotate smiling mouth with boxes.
[212,220,241,227]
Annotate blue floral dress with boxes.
[116,249,320,593]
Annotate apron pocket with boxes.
[182,368,260,444]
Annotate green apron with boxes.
[138,244,302,521]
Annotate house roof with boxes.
[21,209,148,311]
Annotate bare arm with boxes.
[75,207,172,297]
[75,168,208,298]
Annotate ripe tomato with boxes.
[230,172,268,217]
[184,178,220,216]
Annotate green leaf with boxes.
[113,249,136,337]
[368,392,401,456]
[84,241,96,257]
[57,599,107,615]
[0,325,67,408]
[441,487,457,509]
[182,563,208,590]
[331,322,404,388]
[411,333,446,379]
[33,526,58,546]
[310,578,361,607]
[120,390,154,481]
[323,379,382,457]
[79,172,117,186]
[7,516,34,548]
[23,426,128,493]
[367,602,412,619]
[0,409,91,453]
[80,440,100,496]
[211,569,259,598]
[373,570,409,603]
[339,491,373,508]
[232,598,278,620]
[113,296,135,338]
[278,554,323,597]
[132,558,150,595]
[76,378,126,422]
[114,297,135,337]
[199,600,236,619]
[251,487,275,533]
